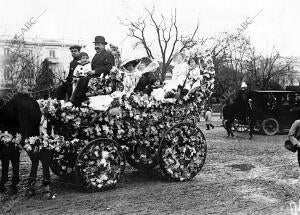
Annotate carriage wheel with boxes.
[262,118,279,136]
[233,119,249,132]
[50,151,76,179]
[222,119,235,131]
[159,122,207,181]
[75,138,125,191]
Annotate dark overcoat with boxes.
[91,50,115,77]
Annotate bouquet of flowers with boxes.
[24,133,65,153]
[87,77,112,97]
[0,130,22,151]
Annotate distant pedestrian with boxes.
[222,98,235,137]
[205,107,214,130]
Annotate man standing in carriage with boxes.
[71,36,115,107]
[65,45,82,100]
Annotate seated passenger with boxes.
[164,52,188,93]
[134,57,159,95]
[72,52,91,95]
[122,59,159,97]
[185,56,203,91]
[71,36,114,107]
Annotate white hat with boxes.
[241,82,247,88]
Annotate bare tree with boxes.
[121,7,199,82]
[208,33,252,96]
[245,48,296,89]
[1,35,40,91]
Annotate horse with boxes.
[0,90,54,197]
[222,90,255,139]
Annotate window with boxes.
[4,48,10,55]
[4,66,11,80]
[28,49,33,56]
[49,50,56,58]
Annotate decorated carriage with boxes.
[25,50,215,192]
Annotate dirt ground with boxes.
[1,118,300,215]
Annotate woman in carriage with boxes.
[87,57,160,111]
[151,52,204,101]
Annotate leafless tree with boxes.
[208,33,252,96]
[121,7,199,81]
[1,35,40,91]
[245,48,296,89]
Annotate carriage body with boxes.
[40,93,207,191]
[31,53,214,191]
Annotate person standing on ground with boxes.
[223,98,235,137]
[205,107,215,130]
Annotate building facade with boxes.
[0,35,86,88]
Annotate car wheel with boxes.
[262,118,279,136]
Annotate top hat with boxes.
[93,36,107,45]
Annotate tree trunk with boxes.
[160,64,168,83]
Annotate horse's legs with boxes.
[40,151,55,199]
[0,157,9,192]
[224,120,230,137]
[249,117,254,139]
[229,119,234,137]
[225,119,234,137]
[26,154,39,195]
[41,151,52,187]
[10,152,20,193]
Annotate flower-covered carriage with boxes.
[28,51,215,192]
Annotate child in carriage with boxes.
[71,52,91,98]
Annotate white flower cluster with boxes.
[0,130,22,150]
[37,98,59,116]
[24,134,65,152]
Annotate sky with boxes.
[0,0,299,59]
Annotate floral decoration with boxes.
[76,139,125,190]
[28,48,214,188]
[0,130,22,151]
[159,124,207,181]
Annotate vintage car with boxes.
[249,90,300,135]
